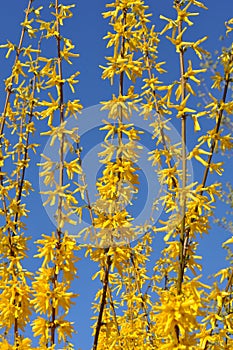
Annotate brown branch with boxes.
[107,287,121,338]
[177,16,187,297]
[142,33,177,188]
[51,0,65,345]
[172,3,188,344]
[200,56,232,195]
[201,53,233,350]
[55,0,65,217]
[0,0,33,137]
[203,268,233,350]
[93,7,127,348]
[14,316,19,348]
[0,2,36,346]
[93,252,112,350]
[0,0,34,250]
[130,252,157,348]
[75,143,97,237]
[14,35,42,228]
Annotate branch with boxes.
[142,33,177,188]
[14,35,42,228]
[175,3,187,343]
[204,268,233,350]
[51,0,65,345]
[92,252,112,350]
[200,54,233,194]
[176,8,187,297]
[0,0,33,137]
[130,252,157,348]
[202,53,233,350]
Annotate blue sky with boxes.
[0,1,232,349]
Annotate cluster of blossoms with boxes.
[0,0,232,349]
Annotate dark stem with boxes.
[175,5,187,343]
[176,13,187,297]
[51,0,65,345]
[0,0,33,137]
[130,252,157,347]
[14,34,42,227]
[203,269,233,350]
[93,253,112,350]
[142,34,177,186]
[200,59,232,195]
[202,53,233,350]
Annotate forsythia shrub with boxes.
[0,0,232,349]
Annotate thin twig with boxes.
[176,15,187,297]
[142,34,177,188]
[202,53,233,350]
[200,54,233,194]
[0,1,34,346]
[203,269,233,350]
[0,0,34,248]
[0,0,33,137]
[92,7,128,349]
[130,252,157,348]
[174,3,187,343]
[93,252,112,350]
[14,35,42,228]
[51,0,65,345]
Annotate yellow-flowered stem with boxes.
[204,270,233,350]
[202,52,233,350]
[14,36,42,229]
[0,2,38,346]
[0,0,33,251]
[0,0,33,137]
[51,0,65,345]
[13,46,39,346]
[129,252,154,342]
[201,54,233,193]
[75,143,96,232]
[177,4,189,294]
[175,1,188,343]
[142,34,177,188]
[34,3,82,346]
[94,2,159,348]
[92,7,128,349]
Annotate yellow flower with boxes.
[169,94,196,118]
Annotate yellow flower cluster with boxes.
[28,1,83,348]
[0,1,232,349]
[0,1,41,347]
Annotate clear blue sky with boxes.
[0,1,232,349]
